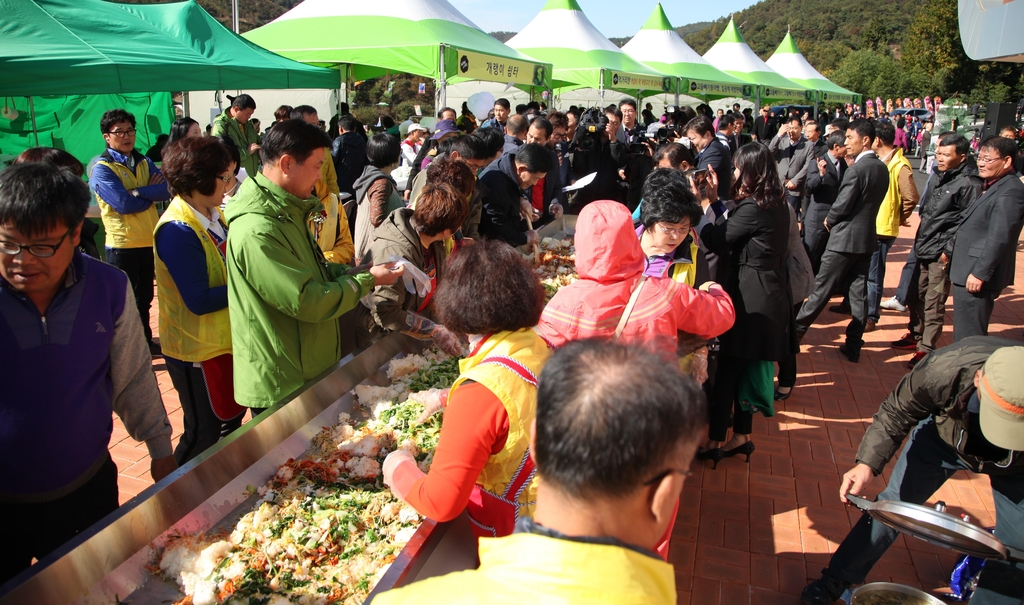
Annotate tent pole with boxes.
[675,77,680,108]
[28,96,39,147]
[599,69,605,105]
[437,45,447,113]
[183,91,190,118]
[231,0,239,34]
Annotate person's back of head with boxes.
[652,142,694,170]
[448,134,488,162]
[425,156,476,199]
[534,340,706,550]
[13,147,85,177]
[337,115,358,135]
[289,105,318,122]
[874,119,896,148]
[366,133,401,169]
[515,104,528,116]
[507,115,529,138]
[829,118,849,134]
[274,105,294,123]
[474,128,505,160]
[514,143,554,174]
[411,182,469,237]
[640,169,703,230]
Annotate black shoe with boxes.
[800,575,850,605]
[829,302,851,315]
[148,340,162,357]
[838,343,860,363]
[890,331,920,351]
[723,441,755,462]
[774,386,793,401]
[696,447,726,470]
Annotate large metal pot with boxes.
[849,581,945,605]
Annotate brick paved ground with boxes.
[108,213,1023,603]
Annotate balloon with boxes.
[466,91,495,121]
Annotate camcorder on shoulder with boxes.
[569,108,608,153]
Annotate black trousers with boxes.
[708,353,754,442]
[167,358,244,465]
[777,304,803,388]
[952,284,997,341]
[0,454,119,585]
[105,247,155,343]
[803,221,830,275]
[796,249,872,353]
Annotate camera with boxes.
[570,108,608,152]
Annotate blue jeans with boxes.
[823,419,1024,604]
[867,237,896,321]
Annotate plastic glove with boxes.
[386,256,432,298]
[410,388,450,424]
[549,202,564,219]
[691,348,709,385]
[402,313,466,357]
[382,450,418,505]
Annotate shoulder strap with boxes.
[478,355,539,387]
[613,275,648,341]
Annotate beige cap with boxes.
[978,347,1024,451]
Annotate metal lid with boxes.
[851,581,945,605]
[848,495,1009,560]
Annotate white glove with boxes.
[410,388,450,424]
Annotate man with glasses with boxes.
[949,136,1024,340]
[0,163,175,584]
[752,106,778,142]
[90,109,171,355]
[374,340,708,604]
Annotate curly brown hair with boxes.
[411,182,469,237]
[425,156,475,199]
[161,137,231,197]
[730,142,785,209]
[435,239,545,334]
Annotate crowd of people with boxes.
[3,90,1024,605]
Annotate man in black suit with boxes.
[796,119,890,362]
[686,115,732,201]
[949,136,1024,340]
[803,131,848,274]
[752,106,778,142]
[799,121,829,232]
[728,114,751,152]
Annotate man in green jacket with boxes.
[225,120,404,408]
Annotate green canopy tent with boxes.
[506,0,672,101]
[701,19,812,109]
[242,0,552,110]
[621,4,751,105]
[766,32,861,108]
[0,0,339,162]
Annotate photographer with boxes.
[569,108,627,210]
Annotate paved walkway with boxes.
[109,213,1024,603]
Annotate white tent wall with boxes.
[186,88,342,130]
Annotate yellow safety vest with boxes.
[875,148,912,238]
[153,197,231,362]
[451,329,550,532]
[372,532,677,605]
[94,156,159,249]
[667,237,700,287]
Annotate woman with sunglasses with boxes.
[154,137,245,465]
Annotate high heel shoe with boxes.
[722,441,755,462]
[697,447,726,469]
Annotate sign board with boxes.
[688,79,752,98]
[605,71,674,93]
[820,91,857,105]
[760,86,815,102]
[456,50,550,88]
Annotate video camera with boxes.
[570,108,608,152]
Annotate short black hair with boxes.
[338,115,358,133]
[0,163,90,236]
[874,119,896,146]
[514,143,554,173]
[515,104,528,115]
[100,109,136,133]
[787,115,802,126]
[227,94,256,110]
[640,168,703,229]
[529,116,553,138]
[535,339,707,499]
[435,239,545,334]
[605,107,623,120]
[684,115,714,138]
[259,119,332,165]
[848,118,875,145]
[438,107,456,118]
[979,135,1019,161]
[274,105,293,122]
[618,99,637,111]
[825,131,846,150]
[366,133,401,168]
[937,133,970,155]
[213,135,241,174]
[494,98,511,111]
[289,105,317,120]
[474,128,504,157]
[448,134,488,161]
[652,142,694,169]
[829,118,849,133]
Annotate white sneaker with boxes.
[880,297,907,312]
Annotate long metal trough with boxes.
[0,333,477,605]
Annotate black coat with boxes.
[478,152,528,247]
[696,138,733,201]
[699,198,792,361]
[331,132,367,196]
[913,162,981,262]
[825,153,889,254]
[950,173,1024,293]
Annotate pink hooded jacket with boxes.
[536,201,736,357]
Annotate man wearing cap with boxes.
[802,336,1024,605]
[401,123,428,167]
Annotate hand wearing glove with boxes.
[549,202,564,219]
[410,388,450,424]
[382,450,422,505]
[403,313,466,357]
[691,347,709,384]
[369,261,405,286]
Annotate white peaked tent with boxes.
[507,0,671,99]
[702,19,811,107]
[766,31,860,106]
[621,4,750,103]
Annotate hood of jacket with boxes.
[575,200,645,283]
[224,172,319,227]
[480,151,520,185]
[353,165,396,205]
[373,207,420,258]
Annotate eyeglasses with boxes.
[0,227,73,258]
[106,129,137,138]
[643,468,694,486]
[656,223,690,237]
[976,155,1004,165]
[216,174,234,183]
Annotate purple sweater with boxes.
[0,252,171,501]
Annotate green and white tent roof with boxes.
[701,19,811,103]
[507,0,671,94]
[243,0,551,88]
[766,32,859,104]
[621,4,750,99]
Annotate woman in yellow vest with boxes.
[155,137,245,465]
[383,240,550,539]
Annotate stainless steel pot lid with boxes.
[850,581,945,605]
[846,495,1017,561]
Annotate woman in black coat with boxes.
[695,143,794,467]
